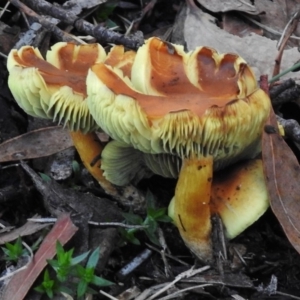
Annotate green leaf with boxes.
[2,237,24,261]
[34,285,46,293]
[92,275,114,287]
[77,280,88,298]
[86,247,100,269]
[83,267,94,283]
[44,269,51,281]
[47,259,59,269]
[105,19,119,29]
[96,0,118,22]
[148,207,167,219]
[122,212,143,225]
[55,241,65,257]
[71,250,90,265]
[58,285,74,295]
[72,160,80,174]
[118,228,141,245]
[39,172,51,182]
[34,269,56,298]
[144,216,158,233]
[155,215,172,223]
[46,288,54,299]
[146,190,156,213]
[145,229,160,246]
[76,264,86,278]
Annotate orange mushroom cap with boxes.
[87,37,270,166]
[7,42,136,133]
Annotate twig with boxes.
[145,243,189,266]
[277,11,300,49]
[271,84,300,106]
[88,221,147,229]
[99,290,119,300]
[0,51,8,59]
[17,0,144,49]
[146,266,210,300]
[276,291,300,300]
[157,228,173,278]
[241,13,300,40]
[272,10,300,80]
[0,1,10,19]
[27,218,148,230]
[157,284,212,300]
[269,61,300,83]
[232,246,248,267]
[28,217,148,229]
[116,249,152,280]
[9,0,79,43]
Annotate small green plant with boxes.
[1,237,27,262]
[75,247,113,297]
[47,241,90,282]
[39,172,52,182]
[120,191,172,246]
[2,236,42,262]
[95,0,119,28]
[35,242,114,299]
[34,269,60,298]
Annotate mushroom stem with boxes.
[69,131,118,195]
[169,156,213,262]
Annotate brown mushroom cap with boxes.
[105,45,136,79]
[87,37,270,165]
[7,43,106,132]
[7,42,136,133]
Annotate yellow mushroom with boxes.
[87,37,271,261]
[6,42,137,199]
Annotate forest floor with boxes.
[1,0,300,299]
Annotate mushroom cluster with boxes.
[7,42,137,197]
[86,37,271,261]
[7,38,271,262]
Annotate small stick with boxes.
[9,0,79,43]
[15,0,144,49]
[272,10,300,82]
[269,78,295,99]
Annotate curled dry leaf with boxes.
[0,126,72,163]
[262,108,300,255]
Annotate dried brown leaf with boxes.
[255,0,300,46]
[196,0,258,14]
[182,6,300,79]
[2,214,78,300]
[0,217,49,245]
[0,127,73,163]
[262,108,300,254]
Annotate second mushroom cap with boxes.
[86,37,271,261]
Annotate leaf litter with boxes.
[1,0,300,299]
